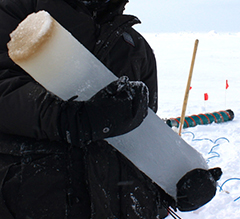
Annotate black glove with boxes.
[59,76,149,146]
[176,167,222,212]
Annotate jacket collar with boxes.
[93,14,140,60]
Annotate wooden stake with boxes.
[178,39,199,136]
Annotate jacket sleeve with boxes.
[131,29,158,113]
[0,0,64,141]
[139,37,158,113]
[104,28,158,113]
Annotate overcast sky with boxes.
[124,0,240,33]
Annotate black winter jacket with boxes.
[0,0,171,218]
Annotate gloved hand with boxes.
[59,76,149,146]
[176,167,222,212]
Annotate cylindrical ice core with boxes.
[7,11,208,198]
[8,10,116,101]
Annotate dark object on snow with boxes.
[166,109,234,128]
[176,167,222,212]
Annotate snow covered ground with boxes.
[144,32,240,218]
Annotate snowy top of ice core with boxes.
[7,11,54,62]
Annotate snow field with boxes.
[144,32,240,219]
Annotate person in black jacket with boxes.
[0,0,222,218]
[0,0,174,218]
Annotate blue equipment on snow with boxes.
[166,109,234,128]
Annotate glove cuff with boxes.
[84,102,113,141]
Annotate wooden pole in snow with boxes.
[178,39,199,136]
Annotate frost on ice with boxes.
[8,11,54,62]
